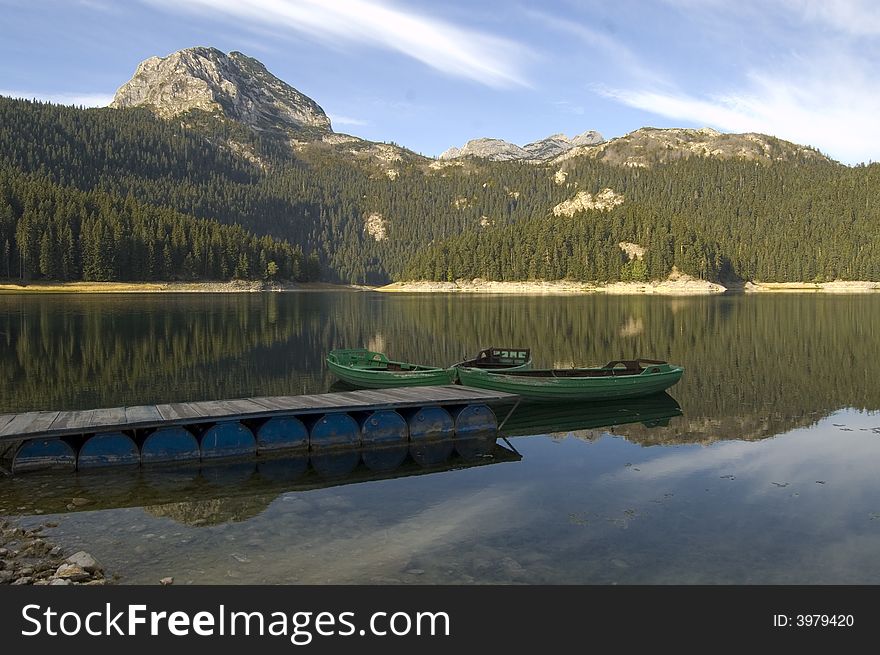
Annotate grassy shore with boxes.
[0,281,372,294]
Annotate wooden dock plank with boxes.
[245,397,291,411]
[292,393,350,409]
[0,386,517,443]
[49,411,81,431]
[0,414,17,433]
[16,411,61,435]
[192,400,248,420]
[84,407,126,432]
[246,396,313,412]
[224,399,268,415]
[156,403,206,422]
[345,390,401,406]
[125,405,162,424]
[69,409,98,430]
[0,412,58,438]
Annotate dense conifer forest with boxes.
[2,97,879,284]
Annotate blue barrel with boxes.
[78,432,140,469]
[201,422,256,460]
[310,450,360,478]
[451,404,497,438]
[406,406,454,441]
[410,440,454,467]
[141,426,200,464]
[455,435,497,461]
[362,444,408,472]
[257,454,309,482]
[256,417,308,453]
[13,439,76,474]
[310,413,360,450]
[360,411,408,447]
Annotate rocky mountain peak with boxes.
[440,130,605,162]
[110,46,332,135]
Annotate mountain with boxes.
[110,46,332,137]
[1,46,876,289]
[440,130,604,162]
[555,127,830,167]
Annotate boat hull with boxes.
[456,365,684,402]
[326,356,455,389]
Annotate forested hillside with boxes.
[406,157,880,283]
[2,96,879,284]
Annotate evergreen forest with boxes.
[2,96,879,284]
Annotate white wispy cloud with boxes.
[524,9,666,86]
[0,89,113,107]
[142,0,530,88]
[327,114,369,127]
[600,1,880,164]
[780,0,880,36]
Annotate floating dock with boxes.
[0,386,516,474]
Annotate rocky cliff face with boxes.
[110,47,332,136]
[440,130,605,162]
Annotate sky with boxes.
[1,0,879,164]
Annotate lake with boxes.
[2,291,880,583]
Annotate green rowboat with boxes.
[456,359,684,402]
[327,349,456,388]
[326,347,532,389]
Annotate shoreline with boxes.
[4,278,880,296]
[0,518,109,586]
[378,279,725,295]
[377,279,880,295]
[0,281,373,294]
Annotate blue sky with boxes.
[1,0,879,164]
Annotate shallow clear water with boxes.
[2,292,880,583]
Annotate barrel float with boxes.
[200,421,256,460]
[455,435,497,461]
[451,404,497,438]
[310,450,360,478]
[78,432,140,469]
[141,426,200,464]
[362,444,408,472]
[360,410,408,447]
[309,413,360,450]
[256,417,308,454]
[405,406,454,442]
[409,439,454,468]
[12,439,76,474]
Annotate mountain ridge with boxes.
[110,46,333,137]
[440,130,605,162]
[107,47,834,169]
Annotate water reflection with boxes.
[2,292,878,446]
[0,438,520,522]
[3,293,880,584]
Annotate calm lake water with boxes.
[2,291,880,584]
